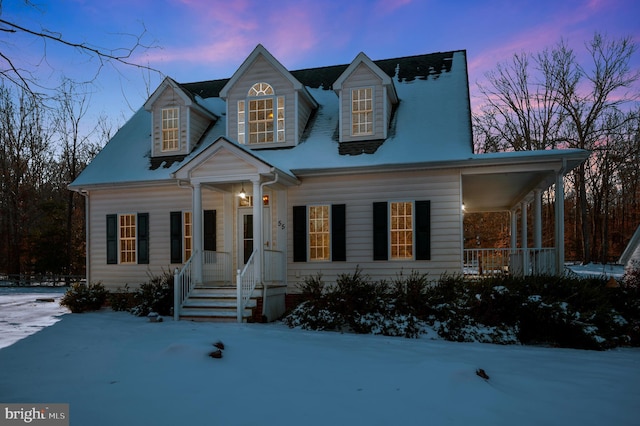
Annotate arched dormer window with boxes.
[238,82,285,144]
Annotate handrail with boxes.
[236,249,258,322]
[173,251,197,321]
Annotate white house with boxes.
[69,45,589,322]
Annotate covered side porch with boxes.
[169,137,298,322]
[460,151,589,278]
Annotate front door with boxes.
[239,210,253,266]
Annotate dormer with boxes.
[333,52,398,144]
[144,77,217,158]
[220,44,318,149]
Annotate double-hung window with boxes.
[373,200,430,261]
[293,204,346,262]
[238,82,285,144]
[351,87,373,136]
[390,201,413,259]
[106,213,149,264]
[162,107,179,151]
[309,205,330,261]
[170,210,216,264]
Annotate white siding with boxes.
[88,184,225,290]
[285,169,463,290]
[189,109,213,150]
[190,150,258,179]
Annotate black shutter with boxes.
[106,214,117,264]
[373,202,388,260]
[331,204,346,261]
[415,200,431,260]
[204,210,216,251]
[293,206,307,262]
[170,211,182,264]
[137,213,149,264]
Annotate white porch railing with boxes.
[263,249,285,283]
[236,249,258,323]
[203,250,232,284]
[173,251,197,320]
[463,248,556,277]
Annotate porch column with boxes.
[510,209,518,252]
[193,182,203,284]
[520,201,528,250]
[252,179,262,283]
[533,189,542,249]
[521,201,529,275]
[555,171,565,275]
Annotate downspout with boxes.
[79,189,90,285]
[260,168,279,320]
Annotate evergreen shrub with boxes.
[283,267,640,349]
[60,282,107,313]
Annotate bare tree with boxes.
[547,33,639,263]
[474,51,565,152]
[0,1,159,97]
[0,85,51,275]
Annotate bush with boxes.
[130,271,174,316]
[283,267,640,349]
[283,267,428,338]
[60,282,107,313]
[108,285,135,312]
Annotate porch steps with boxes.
[179,285,261,322]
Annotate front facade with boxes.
[70,45,589,321]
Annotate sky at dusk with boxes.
[2,0,639,128]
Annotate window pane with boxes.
[119,214,136,264]
[308,205,330,261]
[390,202,413,260]
[162,108,179,151]
[351,88,373,136]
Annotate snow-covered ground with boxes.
[1,265,638,426]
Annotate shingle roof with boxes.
[180,50,456,98]
[70,50,477,187]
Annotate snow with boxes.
[70,50,588,190]
[1,285,639,425]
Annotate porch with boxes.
[463,248,556,277]
[173,248,286,322]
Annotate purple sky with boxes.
[3,0,639,127]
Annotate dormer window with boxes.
[238,82,285,144]
[162,107,180,151]
[351,87,373,136]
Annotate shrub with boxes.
[108,285,135,312]
[130,271,174,316]
[283,267,640,349]
[60,282,107,313]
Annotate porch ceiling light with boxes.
[239,184,247,199]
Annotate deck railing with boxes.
[464,248,556,277]
[173,251,196,320]
[203,250,232,284]
[236,249,258,322]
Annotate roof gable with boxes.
[333,52,398,103]
[219,44,317,108]
[173,136,280,181]
[144,77,192,111]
